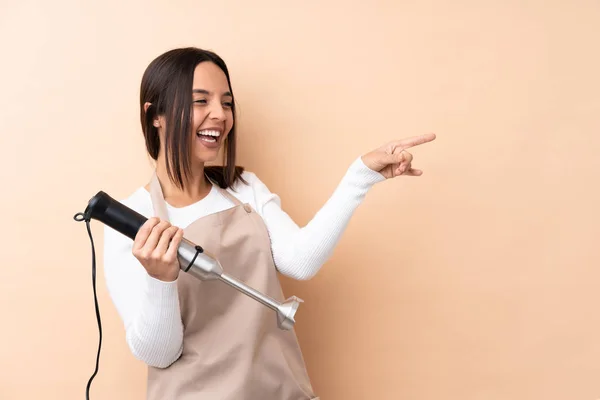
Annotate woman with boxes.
[103,47,435,400]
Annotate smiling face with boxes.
[140,48,241,190]
[189,61,235,165]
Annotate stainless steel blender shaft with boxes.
[177,238,303,330]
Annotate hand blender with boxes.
[79,190,303,330]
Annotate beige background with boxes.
[1,0,599,399]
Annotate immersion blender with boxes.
[76,190,304,330]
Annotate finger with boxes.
[393,151,412,173]
[392,133,436,149]
[165,228,184,260]
[155,226,179,255]
[144,220,172,252]
[388,149,411,165]
[397,150,413,164]
[393,159,407,175]
[133,217,160,251]
[405,168,423,176]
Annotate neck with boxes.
[153,157,212,208]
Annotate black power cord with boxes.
[74,211,102,400]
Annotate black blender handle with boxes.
[84,191,148,240]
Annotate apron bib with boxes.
[145,172,319,399]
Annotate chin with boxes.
[193,137,225,164]
[192,151,218,163]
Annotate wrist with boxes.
[148,270,179,283]
[349,156,387,185]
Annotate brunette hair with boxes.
[139,47,245,189]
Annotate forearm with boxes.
[103,229,184,368]
[266,157,385,280]
[125,274,184,368]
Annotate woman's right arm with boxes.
[103,217,185,368]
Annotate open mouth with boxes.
[196,129,221,144]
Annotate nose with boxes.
[208,101,226,121]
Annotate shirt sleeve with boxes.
[103,215,184,368]
[249,156,386,280]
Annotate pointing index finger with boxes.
[394,133,436,149]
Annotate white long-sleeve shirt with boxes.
[103,156,386,368]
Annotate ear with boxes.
[144,102,161,128]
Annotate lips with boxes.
[197,129,220,141]
[196,129,222,148]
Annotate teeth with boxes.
[197,130,220,137]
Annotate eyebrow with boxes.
[193,89,232,97]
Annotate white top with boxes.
[103,156,386,368]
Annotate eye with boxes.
[223,101,233,108]
[193,99,207,105]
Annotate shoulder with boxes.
[231,170,260,188]
[226,170,281,215]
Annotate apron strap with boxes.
[149,171,170,222]
[216,186,244,207]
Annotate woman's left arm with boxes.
[253,134,436,280]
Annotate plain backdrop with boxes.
[1,0,599,399]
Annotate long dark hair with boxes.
[139,47,245,189]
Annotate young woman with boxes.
[103,47,435,400]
